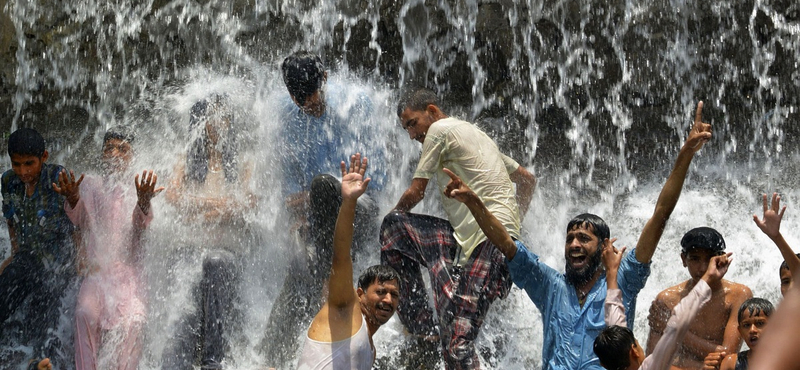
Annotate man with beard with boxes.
[295,154,400,370]
[504,101,713,370]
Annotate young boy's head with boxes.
[7,128,48,185]
[680,227,726,281]
[101,127,135,174]
[594,325,645,370]
[737,297,774,350]
[779,253,799,297]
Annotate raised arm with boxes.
[441,168,517,259]
[753,192,800,274]
[635,101,712,263]
[509,166,536,219]
[393,177,428,212]
[602,240,627,327]
[327,154,371,308]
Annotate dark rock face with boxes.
[1,0,798,178]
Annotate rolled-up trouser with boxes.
[260,174,378,368]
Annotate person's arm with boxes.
[394,177,428,212]
[52,169,84,210]
[753,192,800,274]
[509,165,536,219]
[635,101,712,263]
[327,154,371,309]
[646,292,670,354]
[647,253,732,370]
[602,239,627,327]
[749,259,800,369]
[702,350,729,370]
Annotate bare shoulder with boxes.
[722,279,753,299]
[655,280,690,305]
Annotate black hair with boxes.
[282,51,325,107]
[8,128,45,157]
[396,88,439,117]
[358,265,401,291]
[567,213,610,242]
[680,227,726,254]
[779,253,800,271]
[186,94,238,184]
[103,126,135,145]
[737,297,775,323]
[593,325,635,370]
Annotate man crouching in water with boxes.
[294,153,399,369]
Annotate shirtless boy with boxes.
[646,227,752,369]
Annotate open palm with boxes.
[340,153,370,201]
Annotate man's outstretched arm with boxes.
[509,166,536,219]
[635,101,712,264]
[327,154,371,309]
[753,192,800,274]
[393,178,428,212]
[442,168,517,259]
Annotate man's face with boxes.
[358,279,400,327]
[780,268,793,297]
[101,138,133,173]
[10,152,47,186]
[400,107,435,144]
[681,248,718,280]
[738,310,768,349]
[564,224,603,286]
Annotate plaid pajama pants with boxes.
[380,211,511,370]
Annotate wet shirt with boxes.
[296,314,374,370]
[280,82,386,197]
[1,163,74,262]
[414,117,520,264]
[506,243,651,370]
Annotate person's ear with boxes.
[357,287,365,300]
[41,150,49,163]
[681,253,688,267]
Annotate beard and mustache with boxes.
[565,247,603,287]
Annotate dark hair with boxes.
[396,88,439,117]
[593,325,635,370]
[567,213,610,242]
[358,265,401,290]
[103,126,135,145]
[282,52,325,107]
[779,253,800,271]
[737,297,775,323]
[680,227,725,254]
[186,94,238,183]
[8,128,45,157]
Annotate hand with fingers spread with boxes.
[340,153,370,201]
[753,192,786,240]
[686,101,713,152]
[135,170,165,215]
[53,169,85,209]
[442,168,476,203]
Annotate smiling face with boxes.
[10,152,47,186]
[399,106,437,143]
[564,224,603,287]
[738,310,768,349]
[681,248,719,281]
[358,278,400,327]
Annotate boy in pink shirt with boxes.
[54,128,163,370]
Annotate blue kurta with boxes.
[507,242,651,370]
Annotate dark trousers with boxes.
[260,174,378,368]
[161,249,242,370]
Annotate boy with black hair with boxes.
[647,228,753,369]
[701,298,774,370]
[0,127,76,369]
[595,243,733,370]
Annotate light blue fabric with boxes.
[507,240,651,370]
[280,81,386,197]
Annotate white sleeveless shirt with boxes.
[295,315,374,370]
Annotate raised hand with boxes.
[340,153,370,201]
[601,238,626,274]
[442,168,475,203]
[686,101,713,152]
[703,252,733,284]
[52,169,84,208]
[753,192,786,239]
[135,170,164,214]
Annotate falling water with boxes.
[0,0,799,369]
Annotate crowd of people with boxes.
[0,51,799,370]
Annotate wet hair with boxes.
[680,227,726,254]
[282,51,325,107]
[737,297,775,323]
[567,213,610,242]
[103,126,135,145]
[396,88,439,117]
[8,128,45,157]
[186,94,238,183]
[779,253,800,272]
[593,325,635,370]
[358,265,401,291]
